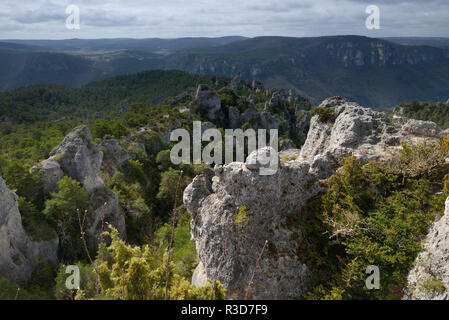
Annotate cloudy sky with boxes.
[0,0,448,39]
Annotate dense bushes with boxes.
[310,106,336,123]
[43,177,90,261]
[396,100,449,129]
[55,226,225,300]
[304,153,447,300]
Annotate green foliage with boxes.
[3,160,42,204]
[416,277,446,295]
[233,206,252,226]
[19,198,57,241]
[91,119,130,140]
[397,100,449,129]
[0,278,45,300]
[304,156,446,300]
[25,260,57,300]
[392,140,449,177]
[154,209,198,278]
[0,70,229,124]
[43,177,90,261]
[156,149,172,172]
[219,88,238,109]
[70,226,225,300]
[310,106,336,123]
[157,168,190,212]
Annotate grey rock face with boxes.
[0,177,58,285]
[184,161,315,299]
[34,126,126,241]
[404,197,449,300]
[245,146,280,174]
[298,97,435,166]
[98,139,132,175]
[88,188,126,241]
[228,106,240,128]
[192,85,222,120]
[30,159,64,194]
[184,96,446,299]
[402,119,444,138]
[49,125,104,193]
[192,261,208,287]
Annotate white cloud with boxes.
[0,0,448,39]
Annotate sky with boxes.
[0,0,448,39]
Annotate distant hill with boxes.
[384,37,449,49]
[0,43,103,91]
[1,36,449,108]
[2,37,248,53]
[0,69,230,123]
[163,36,449,107]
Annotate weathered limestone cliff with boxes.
[0,177,58,284]
[184,96,445,299]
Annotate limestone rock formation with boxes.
[192,261,208,288]
[0,177,58,285]
[98,139,132,175]
[49,125,104,193]
[191,85,222,120]
[402,119,445,138]
[184,96,445,299]
[404,197,449,300]
[32,126,126,240]
[30,159,64,194]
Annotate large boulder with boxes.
[402,119,444,138]
[0,177,58,285]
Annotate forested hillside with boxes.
[2,36,449,108]
[0,70,229,124]
[0,70,310,299]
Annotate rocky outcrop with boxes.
[49,126,104,193]
[30,159,64,194]
[402,119,447,138]
[184,96,445,299]
[191,85,222,120]
[299,97,402,166]
[404,197,449,300]
[98,139,132,176]
[0,177,58,285]
[32,126,126,240]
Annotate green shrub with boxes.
[43,176,90,261]
[305,156,446,300]
[310,107,336,123]
[19,198,57,241]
